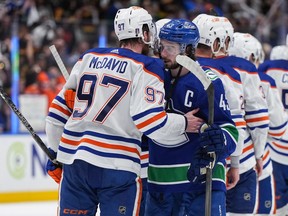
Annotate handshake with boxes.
[187,124,225,184]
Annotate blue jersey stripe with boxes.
[132,107,164,121]
[59,145,141,163]
[48,112,67,124]
[63,129,141,146]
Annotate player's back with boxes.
[50,47,167,175]
[66,48,162,136]
[259,59,288,111]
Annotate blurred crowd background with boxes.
[0,0,287,133]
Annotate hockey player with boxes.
[145,18,238,216]
[44,6,205,216]
[138,18,172,216]
[258,44,288,216]
[192,13,245,191]
[206,17,270,215]
[231,32,287,216]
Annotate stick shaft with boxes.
[176,55,214,216]
[0,87,59,164]
[49,45,69,80]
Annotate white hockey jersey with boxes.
[259,59,288,165]
[197,57,245,162]
[258,72,287,179]
[217,56,269,174]
[46,47,187,175]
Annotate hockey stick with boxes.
[176,55,215,216]
[0,87,60,166]
[49,45,69,80]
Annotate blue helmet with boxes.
[159,19,200,51]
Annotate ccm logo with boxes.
[63,209,88,215]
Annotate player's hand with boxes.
[255,157,263,177]
[64,89,76,110]
[46,149,62,184]
[187,151,214,183]
[184,108,205,133]
[226,167,239,190]
[199,124,225,157]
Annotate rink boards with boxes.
[0,134,58,203]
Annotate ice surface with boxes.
[0,201,101,216]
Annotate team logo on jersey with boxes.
[118,206,126,214]
[204,69,218,81]
[111,49,119,54]
[244,193,251,201]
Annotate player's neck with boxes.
[171,67,189,77]
[195,48,213,58]
[121,44,143,54]
[213,49,227,58]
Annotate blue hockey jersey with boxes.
[147,66,238,193]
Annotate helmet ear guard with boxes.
[221,17,234,52]
[193,14,226,54]
[229,32,265,65]
[114,6,157,48]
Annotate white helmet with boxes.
[221,17,234,40]
[154,18,171,52]
[114,6,157,48]
[156,18,171,37]
[192,14,226,54]
[221,17,234,51]
[270,45,288,60]
[229,32,264,65]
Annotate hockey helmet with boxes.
[192,14,226,53]
[270,45,288,60]
[114,6,157,48]
[159,18,200,53]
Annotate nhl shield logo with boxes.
[244,193,251,201]
[119,206,126,214]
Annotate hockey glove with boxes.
[46,148,62,184]
[64,89,76,110]
[199,124,225,158]
[187,152,214,183]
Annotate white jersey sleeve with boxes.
[130,67,186,139]
[45,48,187,175]
[235,68,269,159]
[259,73,287,139]
[209,67,245,158]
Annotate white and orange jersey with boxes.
[46,47,187,175]
[197,57,245,159]
[216,56,269,174]
[258,72,287,178]
[259,59,288,165]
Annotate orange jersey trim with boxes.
[245,116,269,123]
[50,103,71,116]
[136,111,166,130]
[61,137,141,156]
